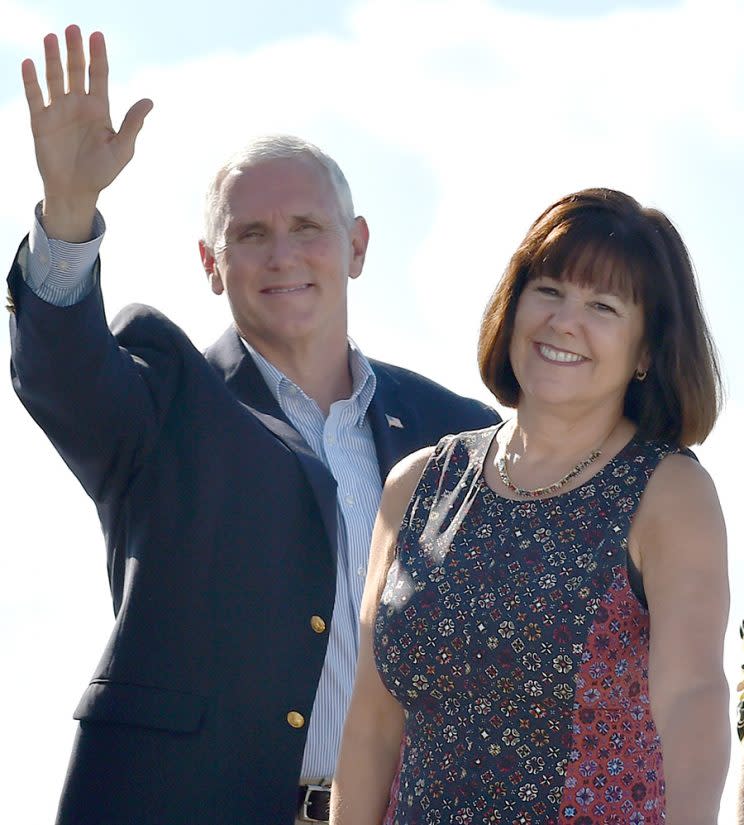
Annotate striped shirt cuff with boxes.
[25,203,105,307]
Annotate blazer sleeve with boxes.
[8,245,186,507]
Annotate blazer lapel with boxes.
[368,364,421,482]
[204,327,338,557]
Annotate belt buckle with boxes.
[300,783,330,823]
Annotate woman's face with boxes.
[508,275,648,416]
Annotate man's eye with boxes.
[238,230,263,241]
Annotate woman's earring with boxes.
[634,368,648,382]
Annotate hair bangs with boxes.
[528,218,645,305]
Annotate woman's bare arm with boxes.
[331,447,435,825]
[633,453,729,825]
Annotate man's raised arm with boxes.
[22,24,152,242]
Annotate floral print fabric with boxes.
[374,427,680,824]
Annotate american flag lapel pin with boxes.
[385,414,404,429]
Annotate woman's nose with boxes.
[548,297,581,332]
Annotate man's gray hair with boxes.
[203,135,356,250]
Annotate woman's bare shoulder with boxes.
[641,450,720,514]
[634,448,726,569]
[380,446,437,522]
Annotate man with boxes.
[8,26,499,825]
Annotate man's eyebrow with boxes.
[226,212,325,233]
[289,212,324,224]
[225,219,266,237]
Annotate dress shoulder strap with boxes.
[396,426,499,565]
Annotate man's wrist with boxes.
[41,194,99,243]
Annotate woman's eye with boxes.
[536,285,560,296]
[593,301,617,314]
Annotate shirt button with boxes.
[345,493,355,505]
[286,711,305,729]
[58,259,70,272]
[357,566,366,578]
[326,434,336,445]
[310,615,326,634]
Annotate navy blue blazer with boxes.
[8,248,499,825]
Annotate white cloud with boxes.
[0,0,54,48]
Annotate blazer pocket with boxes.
[73,679,207,733]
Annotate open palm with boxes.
[22,26,152,206]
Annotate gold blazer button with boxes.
[310,615,326,634]
[287,711,305,729]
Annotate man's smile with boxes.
[261,283,313,295]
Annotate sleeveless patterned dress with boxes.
[374,426,685,825]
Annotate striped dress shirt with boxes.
[25,205,103,305]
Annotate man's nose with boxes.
[266,232,296,268]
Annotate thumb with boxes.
[117,98,154,154]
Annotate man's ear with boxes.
[199,239,224,295]
[348,216,370,281]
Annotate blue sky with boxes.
[1,0,742,821]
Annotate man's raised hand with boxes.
[22,25,152,241]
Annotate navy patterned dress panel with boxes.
[374,426,683,825]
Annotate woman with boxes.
[332,189,729,825]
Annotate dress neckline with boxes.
[474,421,641,504]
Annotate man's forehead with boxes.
[223,156,332,202]
[219,159,342,233]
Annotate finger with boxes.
[116,98,154,155]
[43,33,64,102]
[21,59,45,117]
[65,24,86,94]
[88,31,109,102]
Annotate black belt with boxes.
[297,784,331,822]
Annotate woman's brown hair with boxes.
[477,188,722,445]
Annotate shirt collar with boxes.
[239,336,377,427]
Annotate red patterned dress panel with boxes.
[374,427,681,825]
[561,573,665,824]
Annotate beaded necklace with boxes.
[497,421,616,499]
[497,448,601,498]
